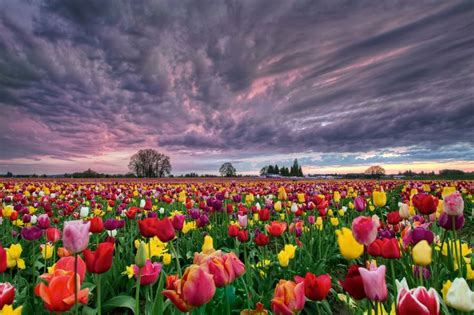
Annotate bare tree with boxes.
[364,165,386,178]
[219,162,236,177]
[128,149,171,178]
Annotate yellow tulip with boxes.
[278,187,287,200]
[297,193,305,203]
[442,187,456,199]
[274,201,282,212]
[202,235,214,254]
[122,264,135,279]
[278,250,290,267]
[2,206,13,218]
[335,227,363,260]
[333,191,341,203]
[182,221,197,234]
[41,243,54,260]
[330,217,339,227]
[0,304,23,315]
[162,253,172,265]
[373,191,387,207]
[284,244,296,259]
[441,280,452,304]
[315,217,323,230]
[338,209,345,216]
[412,240,432,266]
[6,244,25,269]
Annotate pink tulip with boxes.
[352,216,377,246]
[62,220,91,254]
[358,264,388,302]
[354,196,366,212]
[271,279,305,315]
[238,215,248,228]
[397,287,439,315]
[443,192,464,216]
[133,259,161,286]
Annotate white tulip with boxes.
[291,203,298,213]
[446,278,474,312]
[30,215,37,224]
[80,206,90,218]
[139,199,146,208]
[107,229,117,237]
[159,207,165,214]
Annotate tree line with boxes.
[260,159,304,177]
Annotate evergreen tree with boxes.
[268,165,275,174]
[274,164,279,175]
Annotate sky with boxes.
[0,0,473,175]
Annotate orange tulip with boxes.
[265,221,287,237]
[271,280,305,315]
[35,269,89,312]
[57,247,71,257]
[162,264,216,312]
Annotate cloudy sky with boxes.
[0,0,473,175]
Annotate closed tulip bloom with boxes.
[358,264,388,302]
[0,247,6,273]
[373,191,387,207]
[382,238,401,259]
[336,227,364,260]
[445,277,474,312]
[438,212,465,230]
[237,230,249,243]
[83,242,115,274]
[278,250,290,267]
[354,196,366,212]
[265,221,287,237]
[238,215,248,229]
[156,217,176,242]
[133,259,162,286]
[0,282,15,309]
[162,264,216,312]
[411,227,434,245]
[412,193,438,215]
[228,224,240,237]
[303,272,331,301]
[37,214,51,229]
[201,235,214,254]
[21,226,43,241]
[274,201,282,211]
[340,265,366,300]
[397,286,440,315]
[368,239,384,257]
[35,269,89,312]
[399,202,410,219]
[62,220,90,254]
[40,244,54,260]
[271,280,305,315]
[46,228,61,243]
[352,216,378,246]
[443,192,464,216]
[254,233,269,247]
[201,252,244,287]
[89,217,104,234]
[412,240,432,266]
[171,214,186,231]
[137,218,160,238]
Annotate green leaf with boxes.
[152,272,166,315]
[81,306,97,315]
[102,295,136,314]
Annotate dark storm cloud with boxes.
[0,0,473,171]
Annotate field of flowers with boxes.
[0,179,472,314]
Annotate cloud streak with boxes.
[0,0,473,174]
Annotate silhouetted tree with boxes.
[219,162,236,177]
[364,165,386,178]
[128,149,172,177]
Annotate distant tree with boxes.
[260,166,269,176]
[267,165,275,174]
[439,169,465,177]
[280,166,290,176]
[219,162,236,177]
[274,164,279,174]
[290,159,302,176]
[364,165,386,178]
[128,149,172,178]
[5,171,13,178]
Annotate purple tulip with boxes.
[308,215,315,225]
[189,208,200,220]
[37,214,51,229]
[196,214,209,228]
[233,195,242,203]
[22,214,31,223]
[104,218,123,230]
[413,266,430,280]
[354,196,366,212]
[21,226,43,241]
[411,227,434,245]
[438,212,464,230]
[148,212,158,218]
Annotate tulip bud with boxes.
[135,241,147,267]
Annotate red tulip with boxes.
[254,233,269,247]
[237,230,249,243]
[0,282,15,309]
[83,242,115,274]
[387,211,402,225]
[352,216,377,246]
[382,238,400,259]
[368,239,384,257]
[144,199,153,211]
[171,214,186,231]
[46,227,61,243]
[228,224,240,237]
[89,217,104,234]
[125,207,139,220]
[258,209,270,221]
[162,264,216,312]
[340,265,366,300]
[0,246,7,273]
[397,287,439,315]
[303,272,331,301]
[138,218,159,238]
[412,193,437,215]
[156,217,176,242]
[265,221,287,237]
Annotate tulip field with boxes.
[0,179,472,315]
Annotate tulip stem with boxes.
[135,268,142,315]
[97,273,102,315]
[169,241,182,277]
[74,252,79,315]
[240,277,251,313]
[224,286,231,315]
